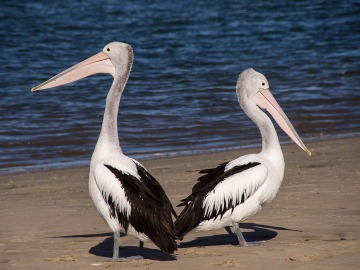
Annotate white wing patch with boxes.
[105,155,140,179]
[94,163,133,218]
[203,164,268,217]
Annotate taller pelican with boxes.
[175,68,311,246]
[32,42,177,261]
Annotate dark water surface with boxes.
[1,1,359,174]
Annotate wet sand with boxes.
[0,137,359,269]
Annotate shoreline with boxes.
[0,137,359,269]
[1,134,359,177]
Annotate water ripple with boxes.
[1,0,359,174]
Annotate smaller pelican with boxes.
[32,42,177,261]
[175,68,311,246]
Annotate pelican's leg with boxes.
[232,222,264,247]
[119,240,143,261]
[225,226,239,244]
[112,231,121,260]
[111,232,143,262]
[139,241,144,256]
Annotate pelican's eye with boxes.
[106,47,111,52]
[262,82,265,86]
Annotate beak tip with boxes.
[31,85,42,92]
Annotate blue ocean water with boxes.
[0,0,359,174]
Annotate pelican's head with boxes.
[31,41,133,92]
[237,68,311,156]
[237,68,270,100]
[102,42,133,74]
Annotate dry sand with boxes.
[0,137,359,269]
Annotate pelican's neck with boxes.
[239,95,283,158]
[95,68,131,155]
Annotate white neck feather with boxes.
[238,92,283,158]
[93,68,131,160]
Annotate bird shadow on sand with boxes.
[50,232,116,239]
[89,236,176,261]
[50,232,176,261]
[179,222,301,248]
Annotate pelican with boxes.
[32,42,177,261]
[175,68,311,246]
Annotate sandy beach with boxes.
[0,137,359,269]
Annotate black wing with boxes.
[104,163,177,253]
[175,162,261,240]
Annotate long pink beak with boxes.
[31,51,114,91]
[253,88,311,156]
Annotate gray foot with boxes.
[238,240,264,247]
[113,255,143,262]
[229,222,265,247]
[112,234,144,261]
